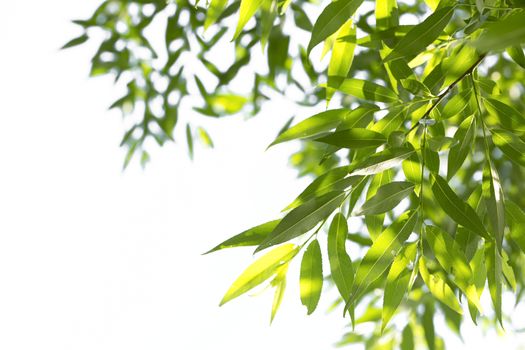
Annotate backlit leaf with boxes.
[447,115,476,179]
[485,241,503,326]
[419,257,463,314]
[350,147,415,176]
[315,128,386,149]
[491,128,525,166]
[327,78,399,103]
[483,98,525,132]
[233,0,268,39]
[474,10,525,52]
[482,160,505,250]
[327,20,356,103]
[356,181,414,216]
[328,213,354,303]
[300,239,324,314]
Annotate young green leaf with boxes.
[233,0,267,39]
[474,10,525,52]
[328,213,354,303]
[350,147,415,176]
[365,170,394,240]
[447,115,476,180]
[382,243,417,331]
[384,7,454,62]
[205,219,281,254]
[431,174,490,240]
[484,98,525,132]
[269,109,350,147]
[440,90,473,120]
[485,241,503,326]
[307,0,364,55]
[468,246,486,324]
[349,210,419,305]
[300,239,324,314]
[220,243,299,305]
[375,0,399,30]
[482,160,505,250]
[327,78,399,103]
[356,181,414,216]
[491,128,525,166]
[506,200,525,253]
[256,191,346,252]
[327,20,356,103]
[270,263,288,323]
[419,257,463,314]
[315,128,387,149]
[205,0,228,30]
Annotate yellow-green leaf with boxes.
[356,181,414,216]
[233,0,269,39]
[350,147,415,176]
[419,257,463,314]
[447,115,477,179]
[491,128,525,167]
[315,128,387,149]
[328,213,354,303]
[327,78,399,102]
[474,10,525,52]
[485,240,503,326]
[270,263,288,323]
[300,239,323,314]
[327,20,356,103]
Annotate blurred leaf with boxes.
[62,34,89,49]
[491,128,525,166]
[474,10,525,52]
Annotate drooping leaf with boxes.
[384,7,454,62]
[307,0,364,54]
[233,0,268,39]
[474,10,525,52]
[491,128,525,166]
[220,243,299,305]
[423,301,437,350]
[468,246,486,324]
[327,78,399,103]
[300,239,324,314]
[447,115,476,179]
[375,0,399,31]
[349,210,419,305]
[327,20,356,103]
[256,191,346,252]
[356,181,414,216]
[483,98,525,132]
[205,219,281,254]
[205,0,229,30]
[507,45,525,69]
[328,213,354,303]
[485,241,503,326]
[440,90,474,120]
[270,263,288,323]
[365,170,394,240]
[382,243,417,331]
[419,257,463,314]
[506,200,525,253]
[400,324,415,350]
[315,128,387,149]
[350,147,415,176]
[431,174,490,240]
[482,160,505,250]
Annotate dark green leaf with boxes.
[328,213,354,303]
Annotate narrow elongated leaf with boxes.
[62,34,89,49]
[233,0,267,39]
[269,109,350,147]
[484,98,525,132]
[507,46,525,69]
[327,78,399,102]
[425,225,482,311]
[440,90,473,120]
[315,128,386,149]
[382,243,417,331]
[270,264,288,323]
[431,175,489,239]
[300,239,323,314]
[474,10,525,52]
[485,241,503,326]
[356,181,414,216]
[205,0,228,30]
[491,128,525,166]
[448,115,476,179]
[220,244,299,305]
[482,160,505,250]
[419,257,463,314]
[423,301,437,350]
[506,200,525,253]
[384,7,454,61]
[328,213,354,303]
[468,247,486,324]
[327,20,356,103]
[349,210,418,304]
[307,0,364,54]
[400,324,415,350]
[205,219,280,254]
[256,191,345,252]
[365,170,393,240]
[375,0,398,30]
[350,147,415,176]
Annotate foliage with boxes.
[67,0,525,348]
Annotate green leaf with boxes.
[284,168,361,211]
[384,7,454,62]
[270,263,288,323]
[375,0,399,31]
[483,98,525,132]
[491,128,525,166]
[327,78,399,103]
[205,219,281,254]
[300,239,324,314]
[447,115,477,179]
[315,128,387,149]
[482,160,505,250]
[425,225,482,311]
[428,136,458,152]
[256,191,345,252]
[402,145,422,185]
[419,257,463,314]
[349,210,419,305]
[431,174,489,240]
[350,147,415,176]
[327,20,356,103]
[382,243,417,331]
[269,109,350,147]
[371,107,406,137]
[400,324,415,350]
[507,46,525,69]
[356,181,414,215]
[422,301,437,350]
[233,0,268,39]
[485,241,503,326]
[220,243,299,305]
[440,90,474,120]
[506,200,525,253]
[62,34,89,49]
[365,170,394,240]
[186,124,194,160]
[205,0,228,30]
[468,246,486,324]
[328,213,354,303]
[474,10,525,52]
[307,0,364,55]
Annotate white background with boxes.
[0,1,524,349]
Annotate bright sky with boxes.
[1,1,524,349]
